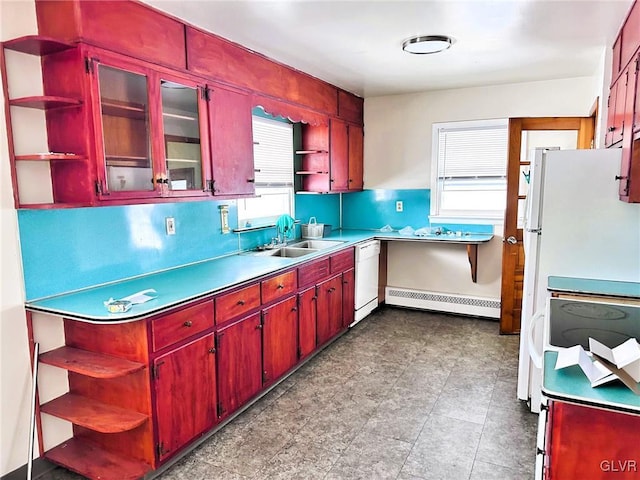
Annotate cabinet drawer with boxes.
[215,284,261,324]
[151,300,214,352]
[330,248,355,273]
[298,258,330,288]
[261,270,297,305]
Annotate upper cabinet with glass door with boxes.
[90,52,211,201]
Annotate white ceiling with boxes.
[143,0,633,98]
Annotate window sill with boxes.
[429,214,504,226]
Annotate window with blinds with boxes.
[237,115,294,226]
[431,119,508,221]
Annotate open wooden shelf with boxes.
[10,96,82,110]
[3,35,76,56]
[15,153,86,161]
[46,437,151,480]
[40,347,145,379]
[40,393,148,433]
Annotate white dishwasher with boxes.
[352,239,381,326]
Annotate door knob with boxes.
[506,236,517,245]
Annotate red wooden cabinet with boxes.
[261,295,298,385]
[215,313,262,419]
[606,70,628,147]
[545,401,640,479]
[298,286,318,360]
[153,334,217,461]
[208,84,255,196]
[330,119,349,191]
[348,124,364,190]
[341,269,355,329]
[316,274,344,346]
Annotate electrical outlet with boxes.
[165,217,176,235]
[396,201,403,212]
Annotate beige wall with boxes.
[364,76,603,302]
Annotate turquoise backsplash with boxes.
[343,189,430,230]
[18,201,241,300]
[18,188,491,300]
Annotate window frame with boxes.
[430,118,508,225]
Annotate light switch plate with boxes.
[165,217,176,235]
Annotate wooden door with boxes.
[341,269,355,329]
[262,295,298,386]
[348,124,364,190]
[216,313,262,418]
[298,286,317,360]
[500,117,594,334]
[330,119,349,191]
[317,274,343,345]
[209,85,255,195]
[154,334,216,461]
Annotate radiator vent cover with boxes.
[386,287,500,318]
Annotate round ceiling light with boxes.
[402,35,453,54]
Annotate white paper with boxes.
[555,345,615,386]
[121,289,158,304]
[590,337,640,382]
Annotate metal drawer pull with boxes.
[277,284,284,290]
[237,300,245,306]
[183,321,193,327]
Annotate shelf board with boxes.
[46,437,151,480]
[167,158,200,164]
[40,347,145,379]
[15,153,86,161]
[3,35,76,56]
[41,393,148,433]
[295,150,328,154]
[296,171,329,175]
[163,111,197,121]
[10,96,82,110]
[102,99,147,119]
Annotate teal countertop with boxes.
[542,351,640,413]
[548,276,640,299]
[25,229,493,323]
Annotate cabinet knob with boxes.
[615,175,628,181]
[183,321,193,327]
[291,307,298,312]
[277,284,284,290]
[313,296,318,301]
[608,126,616,132]
[328,287,336,293]
[256,323,263,330]
[247,178,255,183]
[208,347,216,354]
[237,300,245,306]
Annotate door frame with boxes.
[499,116,594,334]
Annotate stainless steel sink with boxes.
[289,239,345,250]
[251,246,319,258]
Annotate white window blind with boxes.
[431,119,508,222]
[252,116,294,186]
[238,115,294,226]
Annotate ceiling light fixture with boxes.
[402,35,453,55]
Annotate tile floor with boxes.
[44,307,538,480]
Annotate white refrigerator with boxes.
[517,148,640,413]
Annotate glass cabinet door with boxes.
[98,64,154,193]
[160,80,206,193]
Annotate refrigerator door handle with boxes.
[528,309,545,369]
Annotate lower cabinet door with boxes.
[341,269,355,329]
[216,313,262,419]
[298,286,317,360]
[154,334,217,461]
[262,295,298,385]
[317,274,343,346]
[547,401,640,479]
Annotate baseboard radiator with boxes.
[385,287,500,319]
